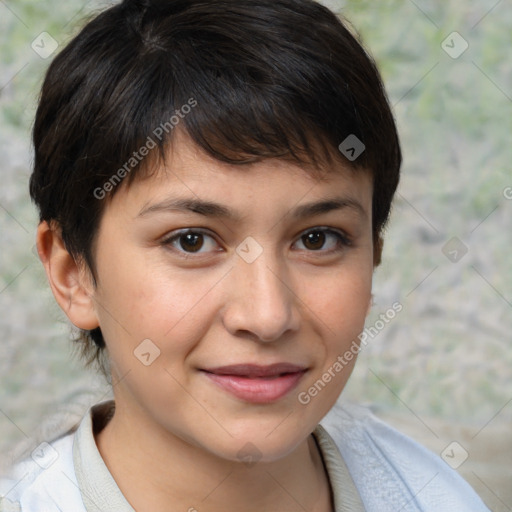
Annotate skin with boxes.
[37,132,378,512]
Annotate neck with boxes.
[95,401,333,512]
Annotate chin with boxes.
[213,425,308,465]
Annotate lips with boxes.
[201,363,308,403]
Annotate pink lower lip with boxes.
[203,370,307,403]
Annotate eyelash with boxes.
[161,227,352,257]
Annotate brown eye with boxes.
[293,228,351,253]
[163,229,220,255]
[179,233,204,252]
[302,231,326,251]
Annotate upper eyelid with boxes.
[300,226,349,237]
[296,226,352,243]
[163,227,217,241]
[164,229,220,246]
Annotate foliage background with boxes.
[1,0,511,508]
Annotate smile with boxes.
[201,363,308,403]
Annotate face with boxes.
[88,134,374,463]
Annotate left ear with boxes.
[36,220,99,331]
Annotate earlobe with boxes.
[36,221,99,330]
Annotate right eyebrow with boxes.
[137,197,240,221]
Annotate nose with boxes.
[221,253,300,343]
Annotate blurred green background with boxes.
[1,0,511,509]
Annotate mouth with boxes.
[200,363,308,403]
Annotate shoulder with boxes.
[319,401,490,512]
[0,433,85,512]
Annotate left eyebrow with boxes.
[291,197,367,220]
[136,196,367,221]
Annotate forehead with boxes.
[110,132,373,221]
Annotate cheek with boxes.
[295,270,371,418]
[303,266,372,336]
[95,259,222,367]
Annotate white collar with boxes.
[73,401,364,512]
